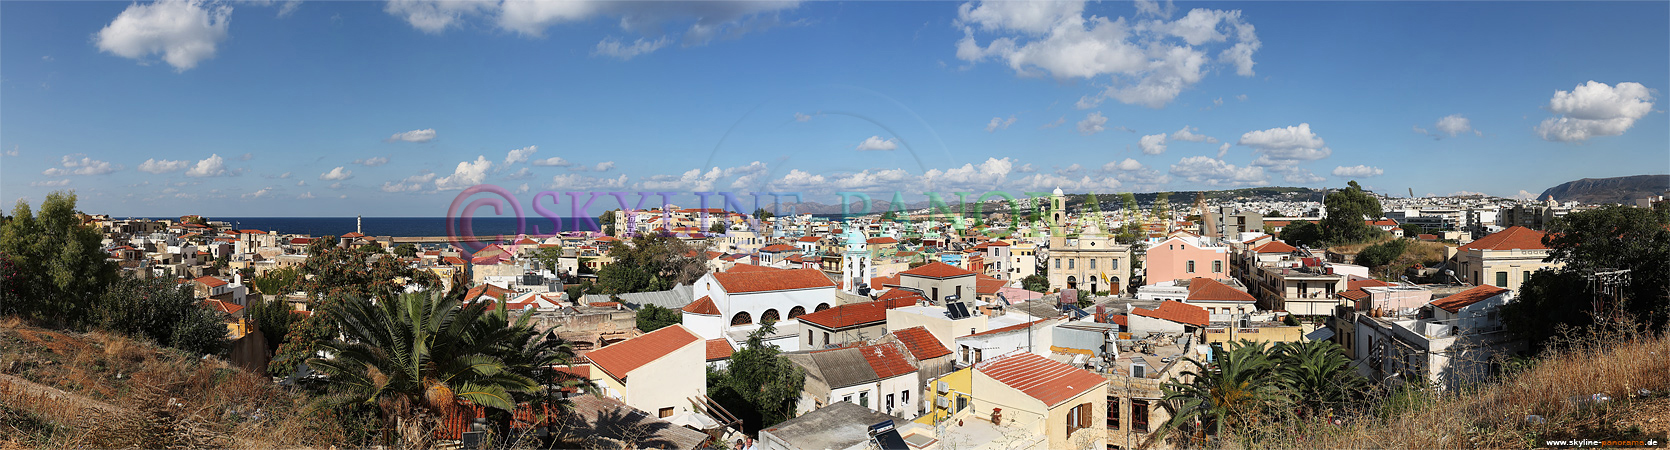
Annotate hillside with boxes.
[0,317,358,449]
[1538,174,1669,204]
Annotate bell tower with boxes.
[841,223,873,294]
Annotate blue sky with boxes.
[2,0,1666,217]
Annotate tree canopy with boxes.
[596,233,707,295]
[1320,181,1385,245]
[635,304,682,332]
[1505,203,1670,350]
[0,192,117,325]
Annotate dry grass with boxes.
[0,318,362,449]
[1212,322,1670,449]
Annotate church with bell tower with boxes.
[1044,187,1133,296]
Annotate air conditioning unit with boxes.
[935,397,949,409]
[936,381,950,394]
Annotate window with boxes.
[1069,259,1075,269]
[1107,396,1120,429]
[659,407,674,418]
[844,395,852,403]
[1131,400,1150,432]
[1089,259,1097,270]
[901,390,910,405]
[1213,260,1223,273]
[859,391,869,408]
[961,345,970,363]
[932,287,940,301]
[974,348,983,363]
[1523,271,1532,283]
[1187,260,1196,273]
[1055,258,1061,269]
[1495,271,1508,287]
[807,330,814,346]
[823,332,830,347]
[1066,402,1093,435]
[956,395,968,412]
[886,394,895,411]
[1111,259,1119,270]
[955,286,962,298]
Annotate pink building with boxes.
[1144,234,1233,286]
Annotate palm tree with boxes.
[309,292,559,431]
[1158,340,1289,444]
[1273,339,1366,415]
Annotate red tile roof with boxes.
[899,261,975,279]
[859,343,915,379]
[586,325,701,381]
[867,237,898,245]
[726,263,781,273]
[1459,226,1548,251]
[1339,289,1370,301]
[711,268,835,294]
[797,297,916,330]
[1131,300,1209,327]
[797,236,823,243]
[876,289,927,302]
[1253,241,1298,254]
[342,232,364,238]
[1107,314,1128,326]
[1430,285,1508,313]
[203,299,243,315]
[1347,278,1395,290]
[681,296,720,315]
[983,240,1011,247]
[870,275,901,288]
[965,318,1049,338]
[975,352,1106,407]
[465,284,516,303]
[1186,278,1255,302]
[975,275,1005,296]
[705,339,734,361]
[443,256,468,265]
[892,326,951,360]
[761,244,797,253]
[194,276,228,288]
[1367,220,1398,227]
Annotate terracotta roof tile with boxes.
[797,236,823,242]
[1131,300,1209,327]
[1338,289,1370,301]
[1347,278,1395,290]
[892,326,951,360]
[1430,285,1508,313]
[798,297,916,330]
[975,352,1106,407]
[726,264,781,273]
[866,237,898,245]
[860,343,915,379]
[974,275,1005,295]
[965,318,1049,338]
[1458,226,1548,251]
[203,299,243,315]
[194,276,228,288]
[1254,241,1298,253]
[705,339,734,361]
[870,275,902,288]
[761,244,797,252]
[681,296,720,315]
[1186,278,1255,302]
[1107,314,1128,326]
[586,325,701,381]
[711,268,835,294]
[899,261,976,279]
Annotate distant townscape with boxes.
[4,180,1666,449]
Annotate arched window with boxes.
[731,311,753,326]
[1067,276,1077,290]
[761,309,781,324]
[787,306,807,319]
[815,303,831,312]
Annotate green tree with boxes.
[531,244,563,275]
[1399,224,1427,238]
[1262,223,1277,236]
[94,276,229,356]
[251,267,301,297]
[1354,239,1409,268]
[1265,210,1283,218]
[635,304,682,332]
[1280,221,1324,248]
[1022,273,1050,293]
[723,322,805,427]
[1506,204,1670,350]
[0,192,118,325]
[1159,341,1288,442]
[599,209,617,236]
[392,243,419,258]
[752,208,775,221]
[596,233,707,295]
[710,221,728,234]
[1273,340,1365,414]
[271,237,441,376]
[245,296,297,354]
[1321,181,1385,245]
[309,292,568,432]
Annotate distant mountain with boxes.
[1537,175,1669,204]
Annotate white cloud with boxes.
[353,156,390,166]
[382,172,437,193]
[505,167,533,180]
[138,158,190,174]
[1237,123,1332,166]
[595,36,672,60]
[1104,158,1144,171]
[242,187,272,199]
[1535,81,1656,143]
[44,154,121,176]
[531,156,571,167]
[1017,163,1036,173]
[1168,156,1266,186]
[595,161,616,172]
[1216,142,1231,158]
[329,182,344,190]
[1275,167,1326,184]
[1169,125,1217,143]
[1055,164,1083,176]
[181,153,228,175]
[3,146,17,157]
[383,0,492,34]
[1040,116,1067,129]
[855,136,899,151]
[1236,94,1248,101]
[386,128,436,143]
[1077,112,1108,135]
[794,112,815,122]
[319,166,354,181]
[94,0,231,71]
[276,172,292,179]
[1415,114,1481,139]
[549,173,629,190]
[237,152,254,161]
[1332,165,1384,178]
[1139,133,1168,154]
[505,145,538,165]
[637,162,769,191]
[956,2,1260,108]
[1017,173,1123,192]
[986,115,1018,132]
[435,156,493,190]
[517,183,530,194]
[30,179,71,187]
[298,192,316,199]
[393,0,802,51]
